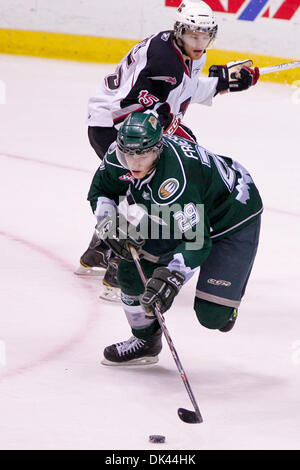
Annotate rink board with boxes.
[0,28,299,85]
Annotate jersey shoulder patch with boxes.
[147,31,183,85]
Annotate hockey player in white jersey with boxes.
[76,0,260,300]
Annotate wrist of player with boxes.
[95,215,144,262]
[157,109,181,136]
[163,114,181,135]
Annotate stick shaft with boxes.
[129,246,203,422]
[259,61,300,75]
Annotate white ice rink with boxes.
[0,54,300,450]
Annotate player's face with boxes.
[182,30,211,60]
[124,149,158,179]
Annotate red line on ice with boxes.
[0,229,100,382]
[0,152,92,174]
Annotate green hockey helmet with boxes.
[117,112,163,154]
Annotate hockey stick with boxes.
[129,245,203,424]
[259,61,300,76]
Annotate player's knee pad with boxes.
[194,297,235,330]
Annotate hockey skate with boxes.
[74,236,109,277]
[99,256,121,302]
[219,308,238,332]
[102,329,162,366]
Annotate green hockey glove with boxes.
[95,215,144,262]
[140,267,185,314]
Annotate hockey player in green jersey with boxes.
[88,112,262,365]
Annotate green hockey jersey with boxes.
[88,135,263,275]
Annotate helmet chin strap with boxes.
[175,36,190,58]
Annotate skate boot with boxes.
[219,308,238,332]
[102,329,162,366]
[75,235,109,277]
[100,256,121,302]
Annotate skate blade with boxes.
[99,285,121,302]
[101,355,159,366]
[74,265,106,277]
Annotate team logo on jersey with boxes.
[161,32,170,42]
[159,178,179,199]
[119,173,134,183]
[207,278,232,287]
[149,76,177,85]
[138,90,159,107]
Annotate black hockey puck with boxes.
[149,435,166,443]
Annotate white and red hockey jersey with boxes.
[87,31,218,136]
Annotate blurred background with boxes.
[0,0,299,83]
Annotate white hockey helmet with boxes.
[174,1,218,47]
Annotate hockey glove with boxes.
[157,104,181,136]
[95,215,145,262]
[140,267,185,315]
[209,59,260,94]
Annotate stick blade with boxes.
[178,408,203,424]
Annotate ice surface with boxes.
[0,54,300,450]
